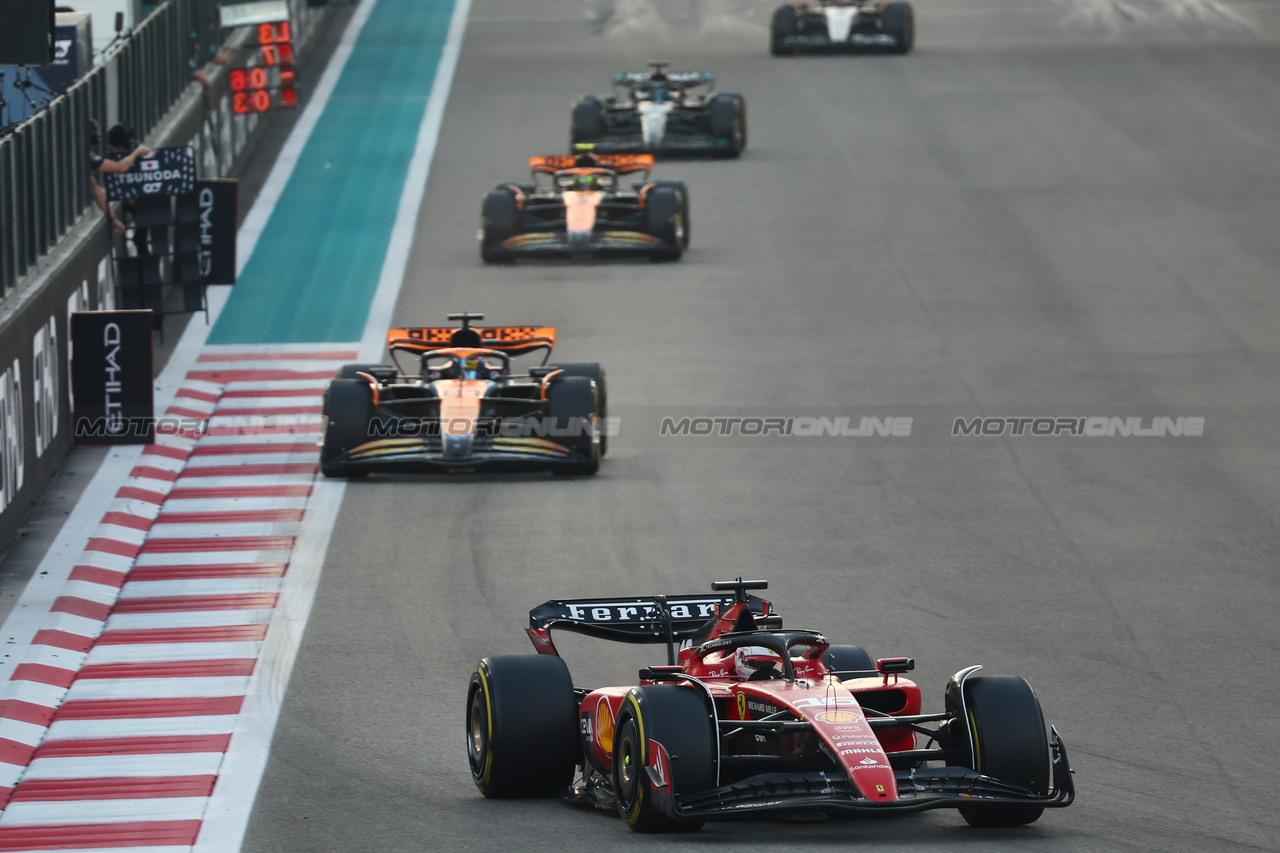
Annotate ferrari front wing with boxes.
[662,728,1075,820]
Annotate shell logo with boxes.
[595,701,616,754]
[816,711,861,723]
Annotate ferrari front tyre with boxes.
[613,686,715,833]
[467,656,578,798]
[957,675,1051,827]
[319,378,373,479]
[771,5,797,55]
[708,93,747,158]
[821,645,875,679]
[643,186,687,261]
[550,363,608,456]
[882,2,914,54]
[571,95,604,144]
[546,376,601,475]
[480,189,519,264]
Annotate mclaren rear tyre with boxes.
[708,93,747,158]
[647,181,689,246]
[550,363,608,456]
[883,2,915,54]
[571,96,604,144]
[480,189,519,264]
[822,645,875,679]
[546,376,601,475]
[466,656,579,798]
[957,675,1051,827]
[335,363,385,381]
[771,6,797,55]
[644,187,687,262]
[613,686,715,833]
[319,378,373,479]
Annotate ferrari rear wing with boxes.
[529,592,772,645]
[386,326,556,357]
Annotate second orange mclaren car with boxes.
[480,146,689,263]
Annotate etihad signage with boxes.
[70,311,155,445]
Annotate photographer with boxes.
[89,123,151,234]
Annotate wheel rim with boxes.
[467,689,488,778]
[616,722,640,810]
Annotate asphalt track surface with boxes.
[245,0,1280,850]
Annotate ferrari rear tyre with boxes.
[550,363,608,456]
[822,645,875,679]
[571,96,604,144]
[320,378,373,479]
[613,686,714,833]
[480,189,519,264]
[957,675,1050,827]
[883,2,914,54]
[467,656,579,798]
[546,376,601,475]
[771,6,797,55]
[644,187,687,261]
[708,94,747,158]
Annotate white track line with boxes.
[193,2,474,849]
[358,0,474,360]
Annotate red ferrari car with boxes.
[467,579,1074,832]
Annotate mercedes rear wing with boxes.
[615,70,713,86]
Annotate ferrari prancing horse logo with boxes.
[736,693,747,719]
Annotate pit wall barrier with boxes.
[0,0,331,550]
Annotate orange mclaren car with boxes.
[480,146,690,263]
[319,313,606,477]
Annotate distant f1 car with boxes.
[571,61,746,158]
[771,1,914,55]
[467,578,1074,832]
[320,313,605,477]
[480,146,689,263]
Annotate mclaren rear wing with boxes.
[529,154,655,175]
[386,326,556,358]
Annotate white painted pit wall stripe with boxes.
[194,1,474,849]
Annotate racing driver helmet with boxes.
[570,174,601,192]
[462,356,489,380]
[734,645,783,681]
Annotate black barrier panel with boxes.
[71,310,155,445]
[0,0,55,65]
[193,179,238,285]
[0,238,111,546]
[105,147,197,200]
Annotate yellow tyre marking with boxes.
[624,693,646,826]
[967,708,981,773]
[478,667,495,787]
